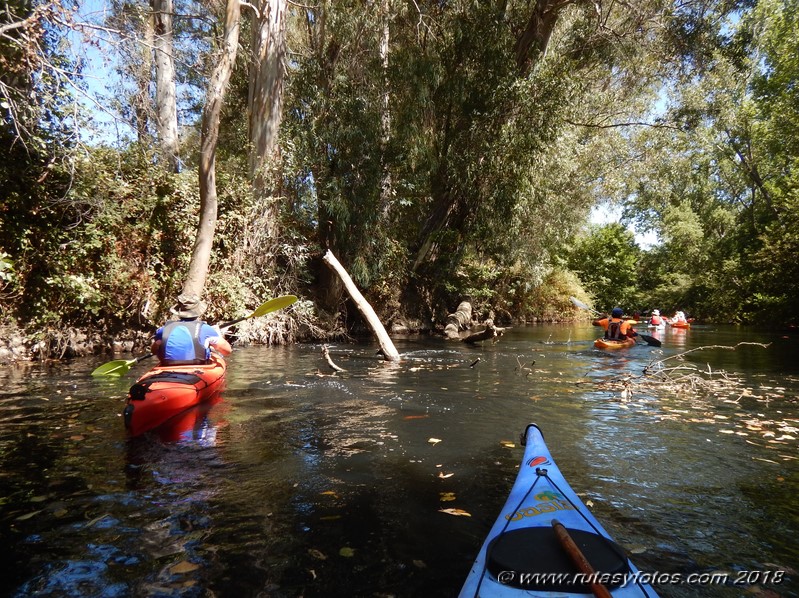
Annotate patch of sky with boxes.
[590,204,659,249]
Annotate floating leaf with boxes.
[439,508,471,517]
[438,472,454,479]
[500,441,515,448]
[439,492,456,502]
[339,547,356,557]
[320,515,342,521]
[170,561,200,575]
[15,510,42,521]
[404,414,429,420]
[320,490,338,497]
[413,559,427,569]
[428,438,442,445]
[308,548,327,560]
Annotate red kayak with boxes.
[123,353,227,436]
[594,336,636,350]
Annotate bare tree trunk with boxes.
[514,0,572,76]
[378,0,393,216]
[248,0,286,181]
[135,8,154,144]
[152,0,180,171]
[182,0,241,297]
[245,0,287,261]
[322,250,400,362]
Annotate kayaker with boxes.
[649,309,666,327]
[150,293,232,365]
[670,310,688,324]
[592,307,638,340]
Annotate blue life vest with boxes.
[159,321,208,364]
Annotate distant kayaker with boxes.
[670,310,688,325]
[649,309,666,327]
[151,293,232,365]
[592,307,638,340]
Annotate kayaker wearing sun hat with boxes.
[592,306,637,340]
[649,309,665,327]
[150,293,232,365]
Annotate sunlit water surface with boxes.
[1,324,797,597]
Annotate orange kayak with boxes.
[594,337,636,350]
[669,321,691,329]
[123,353,227,436]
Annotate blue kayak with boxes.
[460,424,659,597]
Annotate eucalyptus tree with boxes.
[246,0,287,257]
[181,0,243,298]
[281,0,681,313]
[153,0,180,171]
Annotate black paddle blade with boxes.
[639,334,662,347]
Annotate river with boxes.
[1,323,797,597]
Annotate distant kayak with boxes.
[668,321,690,329]
[459,423,658,597]
[122,353,227,436]
[594,337,636,350]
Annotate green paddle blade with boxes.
[218,295,299,329]
[252,295,298,317]
[91,358,136,377]
[91,353,154,377]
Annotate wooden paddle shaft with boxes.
[551,519,613,598]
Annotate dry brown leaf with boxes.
[428,438,442,445]
[439,508,471,517]
[438,472,454,479]
[439,492,456,502]
[308,548,327,560]
[15,510,42,521]
[170,561,200,575]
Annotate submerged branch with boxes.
[581,342,773,402]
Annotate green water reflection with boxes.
[0,324,797,597]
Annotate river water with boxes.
[1,323,797,597]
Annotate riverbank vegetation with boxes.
[2,0,798,360]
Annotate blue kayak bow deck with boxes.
[460,423,659,597]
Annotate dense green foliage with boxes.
[2,0,799,340]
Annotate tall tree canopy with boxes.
[2,0,799,339]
